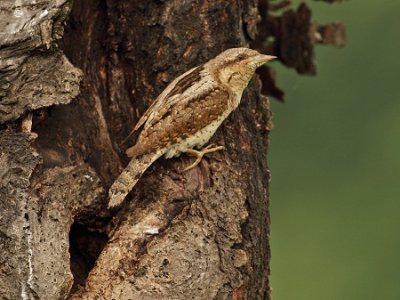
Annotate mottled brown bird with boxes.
[108,48,276,208]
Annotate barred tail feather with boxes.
[108,152,162,209]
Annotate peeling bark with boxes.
[0,0,82,124]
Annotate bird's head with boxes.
[210,48,276,95]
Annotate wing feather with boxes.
[126,86,231,158]
[125,65,203,142]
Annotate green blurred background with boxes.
[269,0,400,299]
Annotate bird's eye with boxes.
[228,72,241,83]
[238,54,246,60]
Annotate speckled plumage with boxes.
[108,48,276,208]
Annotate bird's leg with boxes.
[182,144,225,171]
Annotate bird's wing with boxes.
[126,85,232,158]
[123,65,204,143]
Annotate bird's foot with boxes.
[182,144,225,172]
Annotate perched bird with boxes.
[108,47,276,209]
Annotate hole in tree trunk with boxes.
[69,222,108,293]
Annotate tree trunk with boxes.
[0,0,345,299]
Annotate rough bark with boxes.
[0,0,345,299]
[0,132,105,299]
[0,0,82,124]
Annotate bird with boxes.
[108,47,276,209]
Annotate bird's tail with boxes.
[108,151,162,209]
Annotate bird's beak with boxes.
[255,54,277,66]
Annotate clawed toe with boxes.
[181,144,225,172]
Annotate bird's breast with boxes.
[164,112,229,159]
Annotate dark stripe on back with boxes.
[165,65,203,99]
[184,87,228,108]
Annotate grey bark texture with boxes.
[0,0,345,299]
[0,133,105,299]
[0,0,82,124]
